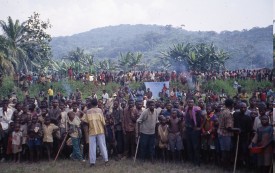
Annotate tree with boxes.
[118,52,143,71]
[162,43,229,72]
[0,12,52,73]
[63,47,94,73]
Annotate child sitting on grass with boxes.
[12,123,22,163]
[42,117,59,161]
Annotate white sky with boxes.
[0,0,273,37]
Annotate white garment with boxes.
[102,93,109,104]
[89,134,108,164]
[0,107,14,130]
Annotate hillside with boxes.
[50,24,273,70]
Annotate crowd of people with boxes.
[12,67,273,89]
[0,68,274,173]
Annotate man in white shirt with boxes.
[102,90,109,105]
[0,99,14,161]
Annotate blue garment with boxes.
[28,138,42,150]
[71,137,83,160]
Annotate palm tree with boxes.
[162,42,229,73]
[0,14,52,74]
[0,17,28,72]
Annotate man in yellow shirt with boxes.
[82,98,109,167]
[48,85,54,105]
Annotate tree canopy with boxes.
[0,12,52,74]
[162,43,229,72]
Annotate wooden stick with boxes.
[233,134,239,173]
[54,132,68,162]
[134,135,140,163]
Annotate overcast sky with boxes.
[0,0,273,37]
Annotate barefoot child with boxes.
[12,123,22,162]
[168,109,183,162]
[67,111,85,162]
[28,116,42,162]
[42,117,59,161]
[158,115,169,162]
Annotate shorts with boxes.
[168,132,183,152]
[28,138,42,150]
[218,135,231,151]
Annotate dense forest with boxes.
[50,24,273,70]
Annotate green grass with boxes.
[0,159,259,173]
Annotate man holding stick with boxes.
[137,100,158,163]
[217,98,240,171]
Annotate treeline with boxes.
[50,24,273,70]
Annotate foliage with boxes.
[118,52,143,71]
[62,47,96,74]
[0,76,18,99]
[50,24,273,70]
[161,43,229,72]
[0,12,52,74]
[202,79,272,97]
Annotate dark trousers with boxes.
[124,131,136,157]
[186,128,201,166]
[49,96,53,105]
[115,131,124,154]
[139,133,155,160]
[0,131,8,160]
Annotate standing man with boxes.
[122,99,138,158]
[68,66,73,80]
[0,99,14,162]
[82,98,109,167]
[102,90,109,105]
[185,98,203,166]
[48,85,54,106]
[137,100,158,163]
[218,98,240,170]
[233,102,252,166]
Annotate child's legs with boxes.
[89,135,97,164]
[97,134,108,162]
[72,137,82,160]
[35,145,41,161]
[44,142,53,161]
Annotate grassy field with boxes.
[1,158,267,173]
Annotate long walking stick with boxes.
[233,134,239,173]
[134,135,140,163]
[54,132,69,162]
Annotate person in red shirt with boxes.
[68,67,73,80]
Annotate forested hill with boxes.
[50,24,273,70]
